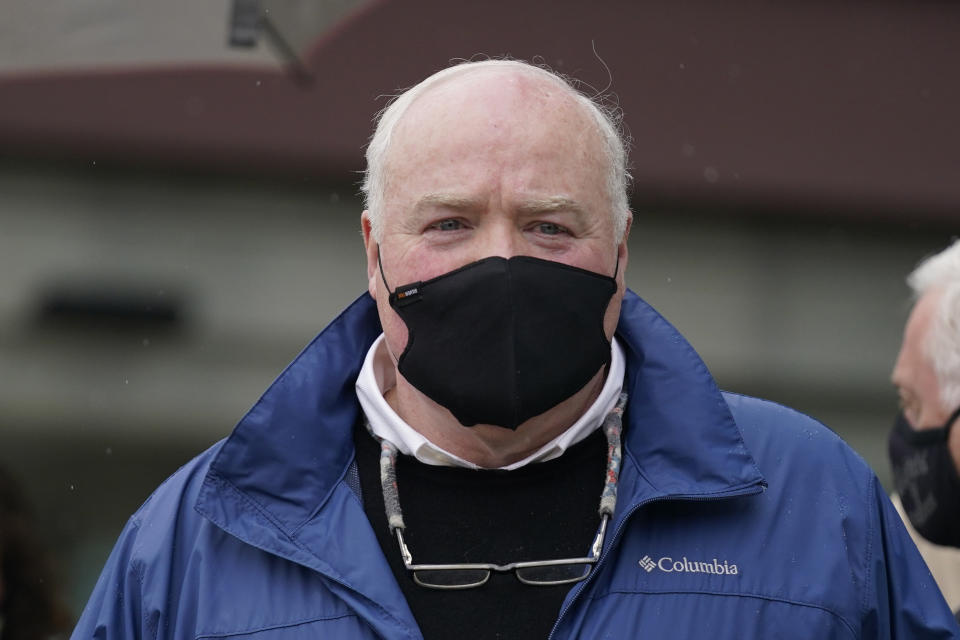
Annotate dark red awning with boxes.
[1,1,957,220]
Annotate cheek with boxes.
[603,286,624,340]
[600,249,626,340]
[385,246,463,289]
[376,289,410,358]
[903,404,921,429]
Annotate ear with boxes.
[361,211,379,300]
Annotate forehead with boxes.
[904,290,940,352]
[382,69,610,209]
[401,67,586,127]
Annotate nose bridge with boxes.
[476,214,521,260]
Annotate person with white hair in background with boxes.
[72,59,959,639]
[890,238,960,616]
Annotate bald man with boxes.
[73,60,958,639]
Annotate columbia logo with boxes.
[638,555,740,576]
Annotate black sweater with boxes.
[354,423,607,639]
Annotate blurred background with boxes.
[0,0,957,621]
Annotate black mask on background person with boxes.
[380,253,617,429]
[888,407,960,547]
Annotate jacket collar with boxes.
[199,293,378,535]
[614,292,764,506]
[196,290,764,619]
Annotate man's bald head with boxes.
[361,59,631,243]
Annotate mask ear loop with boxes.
[377,244,393,293]
[374,245,406,367]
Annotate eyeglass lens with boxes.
[414,569,490,589]
[515,563,592,585]
[412,562,593,589]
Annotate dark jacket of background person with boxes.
[0,466,73,640]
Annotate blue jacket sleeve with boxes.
[70,516,151,639]
[865,476,960,638]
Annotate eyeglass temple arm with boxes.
[591,514,610,558]
[397,514,609,571]
[394,528,414,566]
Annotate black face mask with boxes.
[888,407,960,547]
[380,254,617,429]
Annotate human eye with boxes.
[533,222,569,236]
[427,218,465,232]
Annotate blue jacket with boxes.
[73,292,960,639]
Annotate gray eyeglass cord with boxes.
[365,392,627,534]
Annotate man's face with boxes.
[363,69,629,363]
[892,290,950,429]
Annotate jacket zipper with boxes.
[546,482,766,639]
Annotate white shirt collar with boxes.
[355,333,625,470]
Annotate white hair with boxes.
[907,239,960,412]
[361,59,631,243]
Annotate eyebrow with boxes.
[412,193,588,217]
[515,196,587,217]
[413,193,482,213]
